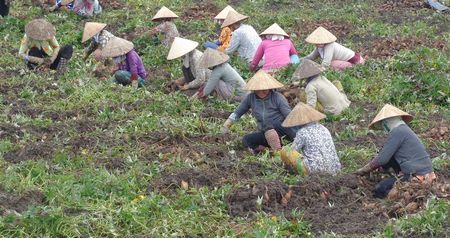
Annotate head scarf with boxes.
[382,116,405,132]
[265,34,284,41]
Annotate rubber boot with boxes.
[54,57,68,80]
[264,129,282,151]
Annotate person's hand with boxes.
[28,56,44,65]
[221,125,230,134]
[221,119,233,134]
[249,64,257,72]
[355,163,373,175]
[179,85,189,91]
[48,5,58,11]
[131,80,139,89]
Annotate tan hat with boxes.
[221,11,248,28]
[244,70,284,91]
[214,5,237,20]
[282,102,326,127]
[305,26,337,44]
[61,0,74,5]
[292,59,325,80]
[25,19,56,41]
[260,23,289,37]
[167,37,199,60]
[82,22,107,43]
[198,48,230,69]
[152,6,179,21]
[369,104,413,129]
[101,37,134,58]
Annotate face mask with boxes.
[113,55,125,64]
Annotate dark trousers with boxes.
[242,124,297,149]
[374,157,409,198]
[182,66,195,83]
[27,45,73,69]
[0,0,9,17]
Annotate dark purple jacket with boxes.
[117,49,147,79]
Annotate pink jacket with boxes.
[251,39,298,70]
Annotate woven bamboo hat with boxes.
[244,70,284,91]
[167,37,199,60]
[61,0,74,5]
[198,48,230,69]
[305,26,337,44]
[25,19,56,41]
[101,37,134,58]
[82,22,107,43]
[260,23,289,37]
[282,102,326,127]
[369,104,413,129]
[221,11,248,28]
[292,59,325,80]
[152,6,179,21]
[214,5,237,20]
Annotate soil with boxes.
[358,36,448,59]
[294,19,354,39]
[183,1,219,20]
[378,0,425,11]
[3,141,56,163]
[101,0,125,10]
[0,187,45,215]
[225,167,450,236]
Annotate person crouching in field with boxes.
[303,27,365,71]
[292,59,350,116]
[251,23,300,74]
[194,48,247,102]
[280,102,342,176]
[222,70,298,153]
[49,0,102,17]
[222,11,261,64]
[101,37,147,90]
[203,5,237,52]
[82,22,115,62]
[167,37,211,91]
[0,0,10,17]
[356,104,436,198]
[149,6,180,48]
[18,19,73,80]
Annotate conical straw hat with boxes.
[167,37,199,60]
[61,0,74,5]
[25,19,56,41]
[198,48,230,69]
[369,104,413,129]
[282,102,326,127]
[152,6,179,21]
[260,23,289,37]
[244,70,284,91]
[305,26,337,44]
[101,37,134,58]
[292,59,325,80]
[221,11,248,28]
[214,5,237,20]
[82,22,107,43]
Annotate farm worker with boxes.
[18,19,73,80]
[356,104,436,198]
[81,22,115,61]
[222,11,261,63]
[292,59,350,115]
[149,6,180,48]
[49,0,102,17]
[251,23,300,73]
[222,70,298,153]
[101,37,147,89]
[203,5,237,52]
[280,102,342,176]
[303,27,365,71]
[167,37,211,90]
[0,0,10,17]
[195,48,247,102]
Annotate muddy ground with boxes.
[225,168,450,236]
[0,187,45,215]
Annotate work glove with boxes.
[264,129,282,151]
[290,54,300,64]
[280,147,308,176]
[356,159,379,175]
[249,63,257,72]
[131,80,139,89]
[221,119,233,134]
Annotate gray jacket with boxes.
[229,91,291,131]
[203,63,246,97]
[376,124,433,175]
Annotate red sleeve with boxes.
[289,40,298,55]
[251,41,265,66]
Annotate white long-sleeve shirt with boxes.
[305,42,355,68]
[225,24,261,62]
